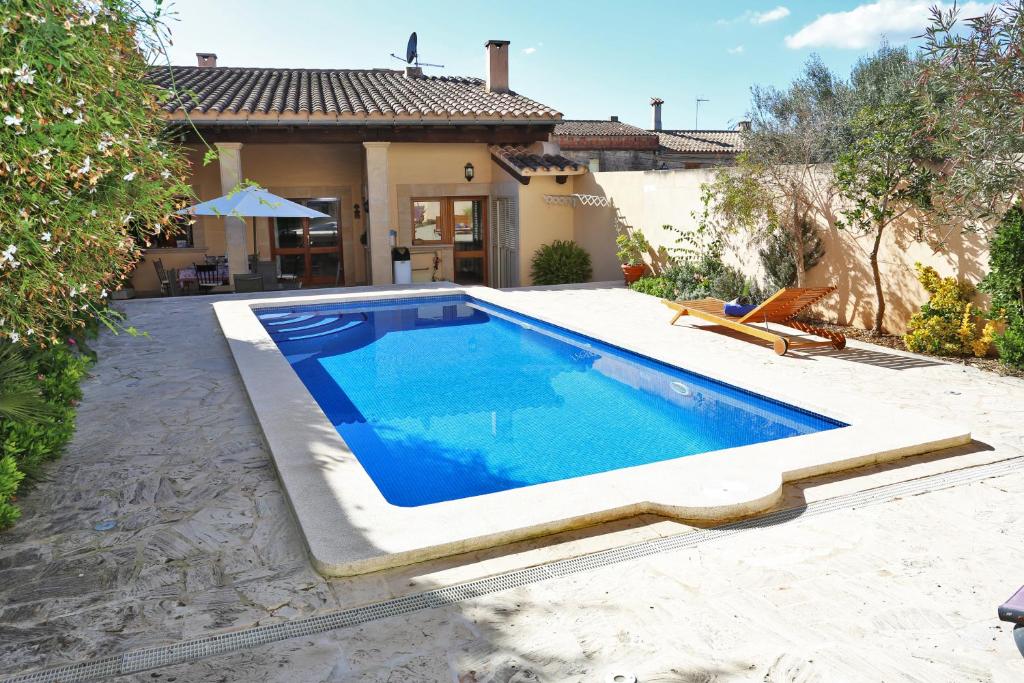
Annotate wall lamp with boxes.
[464,162,475,182]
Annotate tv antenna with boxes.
[390,32,444,69]
[695,97,709,129]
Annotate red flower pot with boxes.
[621,264,646,285]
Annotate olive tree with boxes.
[918,1,1024,224]
[834,45,938,334]
[710,56,849,287]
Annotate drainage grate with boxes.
[3,456,1020,683]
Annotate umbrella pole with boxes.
[251,217,258,270]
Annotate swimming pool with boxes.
[256,294,846,507]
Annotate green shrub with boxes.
[530,240,593,285]
[904,263,995,357]
[662,258,765,303]
[629,277,673,298]
[981,205,1024,368]
[995,315,1024,367]
[0,456,25,528]
[0,342,91,528]
[758,220,824,290]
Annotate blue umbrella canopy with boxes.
[177,186,330,218]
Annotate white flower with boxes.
[160,169,171,179]
[90,209,97,217]
[9,332,20,343]
[75,96,84,107]
[123,171,136,181]
[122,213,133,225]
[100,288,108,299]
[69,286,77,297]
[0,244,19,270]
[14,64,35,85]
[4,114,22,127]
[76,156,92,175]
[40,231,51,242]
[25,329,33,336]
[61,106,74,115]
[73,113,85,125]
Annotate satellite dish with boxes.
[405,32,417,64]
[390,32,444,70]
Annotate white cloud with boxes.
[727,45,745,54]
[521,46,537,55]
[785,0,991,50]
[718,5,790,25]
[752,6,791,24]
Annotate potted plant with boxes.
[616,230,649,285]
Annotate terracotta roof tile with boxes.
[490,145,586,173]
[553,119,654,137]
[657,130,744,154]
[149,66,562,122]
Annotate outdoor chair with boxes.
[151,258,171,296]
[166,268,185,296]
[662,286,847,356]
[256,260,279,291]
[193,263,222,293]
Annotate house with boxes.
[135,41,587,294]
[553,98,746,171]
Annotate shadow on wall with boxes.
[807,206,990,332]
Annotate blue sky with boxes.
[155,1,988,130]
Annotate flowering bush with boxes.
[904,263,996,357]
[0,0,192,346]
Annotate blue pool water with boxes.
[256,295,845,507]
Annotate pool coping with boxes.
[214,284,971,576]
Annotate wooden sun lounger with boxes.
[662,286,846,356]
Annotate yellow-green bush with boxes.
[904,263,996,357]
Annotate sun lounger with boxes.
[662,286,846,356]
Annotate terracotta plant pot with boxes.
[621,264,646,285]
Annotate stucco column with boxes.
[215,142,247,287]
[363,141,392,285]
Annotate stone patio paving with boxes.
[1,284,1023,682]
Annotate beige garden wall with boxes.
[573,168,991,333]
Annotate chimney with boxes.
[610,115,619,122]
[650,97,664,131]
[405,65,423,79]
[485,40,510,93]
[196,52,217,68]
[737,120,752,132]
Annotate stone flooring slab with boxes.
[1,283,1022,681]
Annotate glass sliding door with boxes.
[411,196,488,286]
[452,199,486,285]
[270,197,342,286]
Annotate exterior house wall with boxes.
[573,168,991,333]
[132,143,366,293]
[514,174,577,286]
[133,140,580,293]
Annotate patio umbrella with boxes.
[176,186,330,264]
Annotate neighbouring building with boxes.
[135,41,587,294]
[553,97,746,171]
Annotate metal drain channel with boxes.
[4,456,1021,683]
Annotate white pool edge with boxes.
[214,284,971,576]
